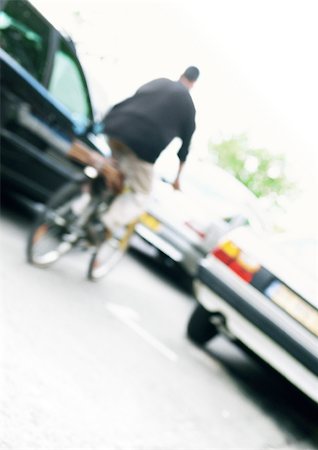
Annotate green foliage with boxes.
[209,134,295,206]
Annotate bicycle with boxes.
[27,165,137,281]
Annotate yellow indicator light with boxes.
[219,240,240,258]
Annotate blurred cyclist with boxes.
[69,66,200,241]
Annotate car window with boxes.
[0,2,49,82]
[48,40,91,124]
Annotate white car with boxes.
[132,160,267,278]
[187,226,318,404]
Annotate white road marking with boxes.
[106,303,178,362]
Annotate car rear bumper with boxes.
[195,260,318,403]
[134,222,203,276]
[134,223,184,262]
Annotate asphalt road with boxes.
[1,203,317,450]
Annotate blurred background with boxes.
[32,0,318,236]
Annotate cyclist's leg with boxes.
[102,188,148,233]
[101,141,153,234]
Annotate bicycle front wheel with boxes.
[27,181,90,267]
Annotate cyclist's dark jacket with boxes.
[103,78,196,164]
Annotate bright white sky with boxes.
[33,0,318,234]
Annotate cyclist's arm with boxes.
[172,160,185,191]
[68,140,124,193]
[15,103,123,193]
[173,110,195,190]
[68,139,104,167]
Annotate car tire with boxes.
[187,304,218,345]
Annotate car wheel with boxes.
[187,304,218,345]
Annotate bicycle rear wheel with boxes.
[87,220,136,281]
[27,181,90,267]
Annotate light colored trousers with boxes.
[102,138,154,232]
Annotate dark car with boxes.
[0,0,107,207]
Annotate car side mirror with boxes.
[91,121,105,135]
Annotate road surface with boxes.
[1,204,317,450]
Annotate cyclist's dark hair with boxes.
[182,66,200,81]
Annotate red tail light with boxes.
[228,260,254,283]
[212,240,260,283]
[213,248,233,265]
